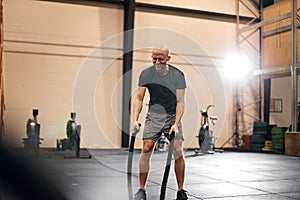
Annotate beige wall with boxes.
[262,0,300,129]
[133,12,238,148]
[4,0,123,147]
[3,0,268,149]
[269,77,300,128]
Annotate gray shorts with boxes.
[143,112,184,141]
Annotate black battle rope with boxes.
[127,123,141,200]
[160,131,175,200]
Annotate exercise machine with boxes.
[57,112,90,159]
[57,112,77,151]
[196,105,222,154]
[23,109,43,156]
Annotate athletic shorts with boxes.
[142,112,184,141]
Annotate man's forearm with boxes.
[132,87,146,122]
[174,102,184,126]
[133,99,143,121]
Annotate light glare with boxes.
[223,53,251,81]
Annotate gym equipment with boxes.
[127,123,141,174]
[127,123,141,200]
[271,126,288,153]
[57,112,77,151]
[196,105,222,154]
[159,131,175,200]
[22,109,43,156]
[251,121,268,151]
[57,112,91,159]
[155,133,170,152]
[197,105,214,154]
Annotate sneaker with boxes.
[134,188,146,200]
[177,189,188,200]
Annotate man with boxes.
[132,46,188,200]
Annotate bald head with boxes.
[152,46,170,56]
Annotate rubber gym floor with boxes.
[1,148,300,200]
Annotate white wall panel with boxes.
[4,0,123,147]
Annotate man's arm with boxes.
[132,86,146,130]
[170,89,185,135]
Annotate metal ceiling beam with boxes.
[40,0,257,24]
[135,3,258,24]
[248,0,259,9]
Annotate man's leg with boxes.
[139,139,156,189]
[173,139,185,191]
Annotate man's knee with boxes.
[173,148,183,159]
[142,146,153,153]
[142,140,155,153]
[173,139,184,159]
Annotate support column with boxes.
[234,0,240,146]
[291,0,298,131]
[121,0,135,148]
[258,0,263,121]
[263,79,271,124]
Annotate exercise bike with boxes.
[195,105,221,154]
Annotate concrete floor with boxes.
[1,148,300,200]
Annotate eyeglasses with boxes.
[152,57,167,61]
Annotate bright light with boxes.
[222,53,251,81]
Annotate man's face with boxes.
[151,49,170,74]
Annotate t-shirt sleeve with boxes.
[176,70,186,89]
[138,70,148,87]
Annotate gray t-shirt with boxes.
[138,64,186,114]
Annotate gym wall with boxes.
[263,0,300,128]
[4,0,265,149]
[4,0,124,148]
